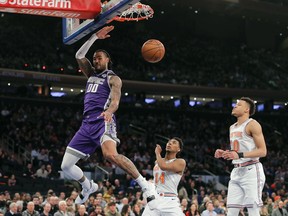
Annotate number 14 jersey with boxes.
[153,158,182,195]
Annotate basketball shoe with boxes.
[143,181,157,210]
[75,180,98,204]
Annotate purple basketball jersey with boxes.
[67,70,120,157]
[84,70,116,118]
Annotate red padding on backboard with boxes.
[0,0,102,19]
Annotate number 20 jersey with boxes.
[230,118,259,164]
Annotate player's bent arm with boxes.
[156,155,186,174]
[76,58,94,78]
[75,34,98,78]
[106,76,122,114]
[243,120,267,158]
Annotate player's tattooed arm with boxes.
[75,26,114,78]
[76,58,94,78]
[101,75,122,122]
[107,75,122,114]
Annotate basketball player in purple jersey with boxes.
[61,26,156,207]
[214,97,267,216]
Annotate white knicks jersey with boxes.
[153,158,182,195]
[230,118,259,164]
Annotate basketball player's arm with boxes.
[155,145,186,174]
[242,120,267,158]
[215,125,233,158]
[100,76,122,122]
[214,149,225,158]
[75,26,114,78]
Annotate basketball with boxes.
[141,39,165,63]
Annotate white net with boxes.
[114,2,154,21]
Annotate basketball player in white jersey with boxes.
[214,97,267,216]
[142,137,186,216]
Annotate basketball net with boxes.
[102,1,154,22]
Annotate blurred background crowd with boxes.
[0,100,287,216]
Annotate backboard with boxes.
[62,0,140,45]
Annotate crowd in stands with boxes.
[1,13,288,90]
[0,98,288,215]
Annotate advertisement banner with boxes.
[0,0,101,18]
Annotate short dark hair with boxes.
[172,137,184,151]
[95,49,113,69]
[240,97,256,116]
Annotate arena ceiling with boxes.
[151,0,288,23]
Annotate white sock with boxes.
[80,177,91,191]
[135,175,149,191]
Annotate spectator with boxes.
[271,200,288,216]
[37,149,49,166]
[32,196,43,213]
[22,163,35,179]
[120,204,131,216]
[116,198,128,213]
[22,193,32,211]
[0,192,5,213]
[181,198,189,213]
[54,201,72,216]
[35,165,48,178]
[48,197,59,215]
[95,194,106,210]
[260,205,269,216]
[65,198,75,215]
[70,192,78,202]
[198,197,210,214]
[179,184,189,201]
[113,180,124,196]
[131,204,141,216]
[185,203,200,216]
[40,203,52,216]
[201,202,217,216]
[89,205,104,216]
[105,202,120,216]
[212,200,225,215]
[7,175,16,187]
[22,202,40,216]
[46,165,58,180]
[58,193,65,202]
[75,205,88,216]
[4,202,20,216]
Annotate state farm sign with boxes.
[0,0,71,8]
[0,0,101,19]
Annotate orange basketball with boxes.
[141,39,165,63]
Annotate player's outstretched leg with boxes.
[101,139,157,209]
[61,151,98,204]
